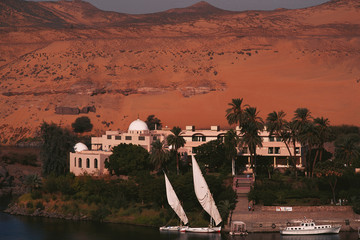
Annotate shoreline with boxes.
[230,205,360,233]
[4,202,360,233]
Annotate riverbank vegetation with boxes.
[247,123,360,213]
[6,118,235,226]
[12,171,235,226]
[223,98,360,212]
[2,101,360,226]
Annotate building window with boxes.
[242,147,248,154]
[115,136,121,140]
[295,147,300,154]
[153,136,157,141]
[192,135,206,142]
[125,136,132,140]
[138,136,145,141]
[107,135,112,139]
[268,147,274,154]
[192,147,198,154]
[276,137,282,142]
[78,158,82,168]
[94,158,98,169]
[86,158,90,168]
[269,136,275,142]
[74,157,76,167]
[275,147,280,154]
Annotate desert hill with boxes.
[0,0,359,144]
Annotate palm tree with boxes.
[298,122,318,177]
[224,129,240,175]
[25,174,42,193]
[150,140,169,172]
[240,107,264,175]
[292,108,313,177]
[312,117,331,177]
[225,98,248,127]
[286,121,300,178]
[166,126,186,175]
[292,108,313,129]
[266,111,298,176]
[218,200,235,224]
[335,134,360,167]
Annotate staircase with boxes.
[232,175,254,212]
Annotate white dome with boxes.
[74,142,88,152]
[128,119,149,131]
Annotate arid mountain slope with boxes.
[0,0,359,144]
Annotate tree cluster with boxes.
[105,143,150,176]
[40,122,77,176]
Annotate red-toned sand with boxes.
[0,0,359,143]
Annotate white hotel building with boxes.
[70,119,302,176]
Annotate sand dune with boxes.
[0,0,359,144]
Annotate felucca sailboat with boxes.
[186,156,222,233]
[160,172,189,231]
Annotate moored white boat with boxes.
[280,218,341,235]
[184,156,222,233]
[186,226,221,233]
[160,226,190,232]
[229,221,247,236]
[159,173,189,232]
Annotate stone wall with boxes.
[260,206,352,212]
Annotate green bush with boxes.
[91,207,111,222]
[261,190,277,206]
[43,175,58,193]
[72,116,93,133]
[31,190,42,200]
[26,201,33,209]
[35,201,45,210]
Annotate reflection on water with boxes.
[0,213,358,240]
[281,234,340,240]
[160,232,222,240]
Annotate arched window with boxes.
[74,157,76,167]
[94,158,98,169]
[78,158,82,168]
[192,134,206,142]
[86,158,90,168]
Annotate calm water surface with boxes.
[0,213,357,240]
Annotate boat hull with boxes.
[160,226,189,231]
[229,231,248,236]
[280,226,341,235]
[185,226,221,233]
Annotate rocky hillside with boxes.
[0,0,359,144]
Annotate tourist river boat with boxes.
[280,218,341,235]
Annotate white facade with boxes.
[69,119,302,176]
[70,150,111,176]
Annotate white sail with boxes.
[164,173,189,225]
[191,155,222,226]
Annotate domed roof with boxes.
[74,142,88,152]
[128,119,149,131]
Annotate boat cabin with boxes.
[286,219,332,231]
[229,221,247,235]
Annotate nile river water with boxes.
[0,213,357,240]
